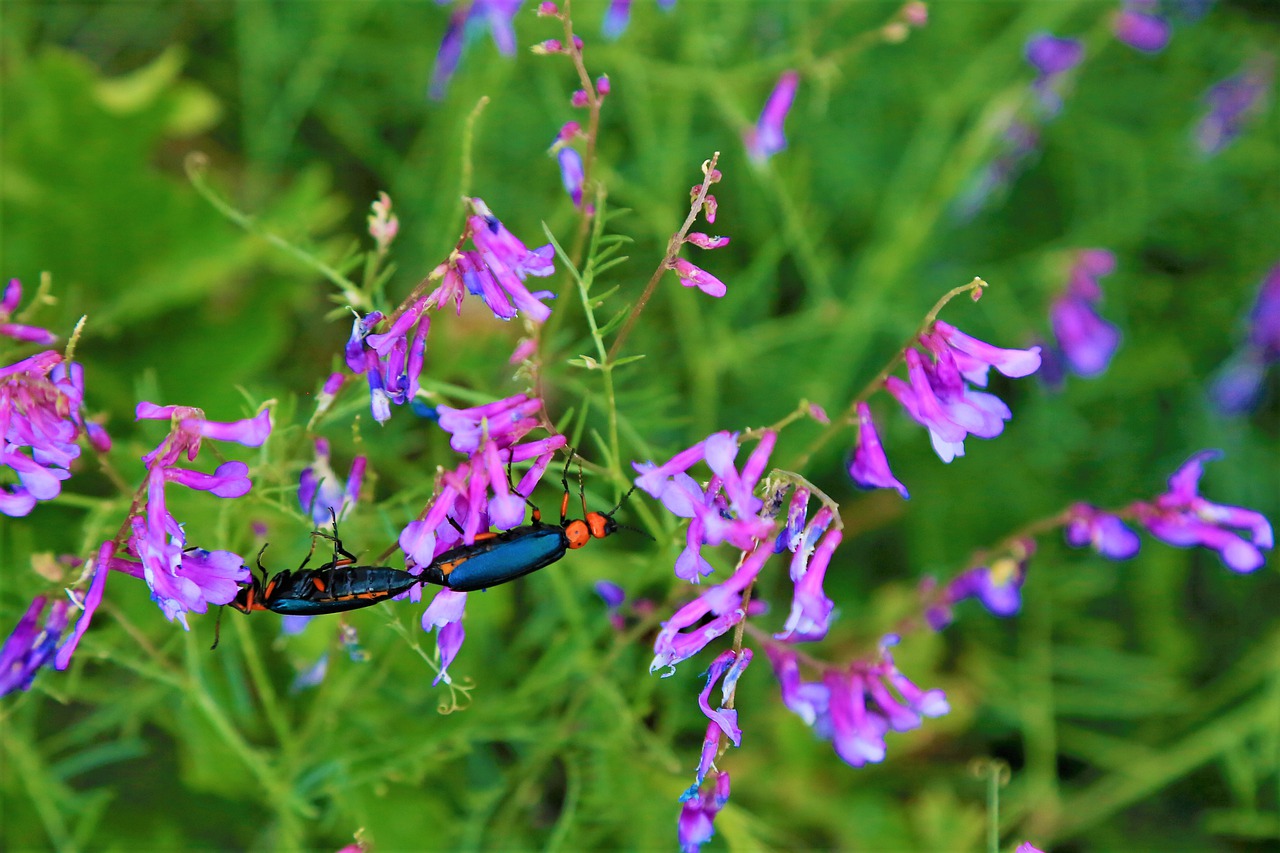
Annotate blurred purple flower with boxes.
[1114,0,1171,53]
[1025,34,1084,116]
[1134,450,1273,573]
[1065,504,1141,560]
[603,0,676,39]
[299,438,368,527]
[678,770,729,853]
[766,637,948,769]
[0,278,57,345]
[1049,249,1121,378]
[557,147,584,207]
[1210,262,1280,414]
[1196,57,1273,155]
[0,595,70,697]
[744,70,798,163]
[429,0,524,100]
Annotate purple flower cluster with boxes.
[538,15,612,212]
[398,393,566,683]
[340,199,555,424]
[1134,450,1273,573]
[1210,262,1280,414]
[429,0,523,100]
[635,430,948,850]
[1047,249,1122,380]
[3,309,111,516]
[426,198,556,323]
[881,321,1041,465]
[127,403,271,626]
[1,540,110,697]
[766,636,949,769]
[669,167,730,298]
[744,71,798,163]
[1065,451,1272,574]
[1195,57,1273,155]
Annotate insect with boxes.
[211,519,420,649]
[415,454,642,592]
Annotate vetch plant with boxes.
[4,3,1277,851]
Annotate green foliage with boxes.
[3,2,1279,852]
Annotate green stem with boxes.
[184,152,368,310]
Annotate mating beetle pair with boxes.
[214,454,637,646]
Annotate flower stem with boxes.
[609,152,721,361]
[184,152,369,311]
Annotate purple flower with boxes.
[886,331,1033,464]
[775,512,840,642]
[634,432,777,585]
[299,438,368,526]
[926,545,1032,630]
[602,0,674,39]
[54,540,114,670]
[1049,249,1121,378]
[1114,1,1171,53]
[1025,34,1084,115]
[1134,450,1273,573]
[129,402,267,626]
[429,0,523,100]
[1210,263,1280,414]
[1015,845,1046,853]
[344,295,431,425]
[557,147,584,207]
[677,771,729,853]
[0,595,70,697]
[848,401,909,499]
[2,350,112,516]
[744,70,798,163]
[1196,57,1273,155]
[766,639,948,770]
[422,589,469,685]
[1065,504,1141,560]
[696,648,752,747]
[0,279,57,345]
[291,654,330,692]
[136,403,271,467]
[671,259,727,298]
[428,198,557,323]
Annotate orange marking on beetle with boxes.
[312,577,327,593]
[438,559,463,576]
[586,513,608,539]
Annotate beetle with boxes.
[212,521,421,649]
[415,455,641,592]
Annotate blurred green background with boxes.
[2,1,1278,851]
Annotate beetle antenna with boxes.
[605,484,639,518]
[614,522,653,541]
